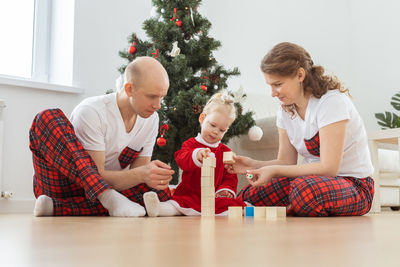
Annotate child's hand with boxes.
[197,148,211,163]
[215,190,234,198]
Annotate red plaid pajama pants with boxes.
[29,109,170,216]
[238,175,374,216]
[238,131,374,216]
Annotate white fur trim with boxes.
[195,133,220,148]
[192,148,204,167]
[168,200,228,216]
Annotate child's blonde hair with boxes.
[202,90,237,122]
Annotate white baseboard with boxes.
[0,199,35,213]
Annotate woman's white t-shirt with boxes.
[276,90,373,178]
[70,93,159,171]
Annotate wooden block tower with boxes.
[201,156,216,217]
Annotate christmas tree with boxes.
[118,0,255,184]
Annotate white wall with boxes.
[0,0,399,212]
[201,0,400,129]
[348,0,400,130]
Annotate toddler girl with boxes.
[144,91,246,216]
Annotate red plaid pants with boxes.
[238,175,374,216]
[29,109,170,216]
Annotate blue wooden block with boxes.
[245,206,254,217]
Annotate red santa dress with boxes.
[169,134,246,215]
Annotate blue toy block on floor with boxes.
[245,206,254,217]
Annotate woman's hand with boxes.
[224,154,254,174]
[246,166,277,187]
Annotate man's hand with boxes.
[141,160,174,190]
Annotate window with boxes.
[0,0,35,78]
[0,0,76,89]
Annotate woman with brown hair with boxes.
[226,42,374,216]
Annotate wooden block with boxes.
[201,207,215,217]
[266,207,277,219]
[201,176,214,187]
[223,151,235,164]
[203,157,216,168]
[201,197,215,208]
[228,206,243,218]
[201,187,215,198]
[201,205,215,213]
[254,207,266,218]
[266,207,286,220]
[201,166,214,177]
[201,197,215,217]
[244,206,254,217]
[201,203,215,210]
[276,207,286,218]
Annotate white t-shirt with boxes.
[276,90,373,178]
[70,93,159,171]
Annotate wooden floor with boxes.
[1,212,400,267]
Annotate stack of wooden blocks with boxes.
[201,156,216,217]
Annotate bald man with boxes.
[30,57,174,217]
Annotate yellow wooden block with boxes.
[223,151,236,164]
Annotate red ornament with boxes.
[129,42,137,55]
[170,8,178,21]
[201,85,207,91]
[157,124,169,147]
[157,137,167,147]
[170,8,182,27]
[151,48,159,58]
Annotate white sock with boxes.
[98,189,146,217]
[143,192,161,217]
[143,191,181,217]
[33,195,54,216]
